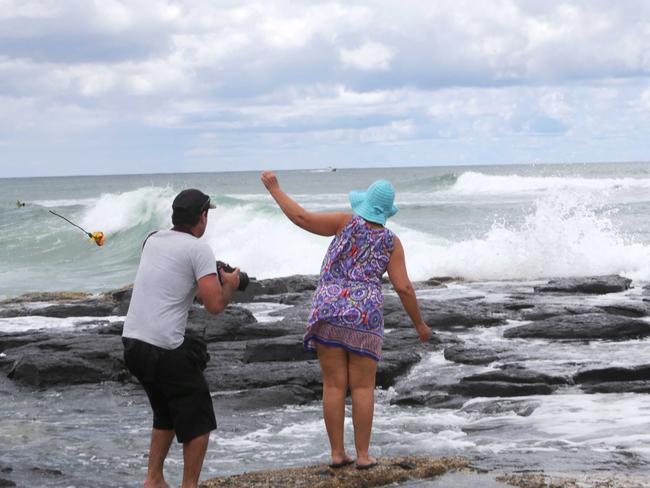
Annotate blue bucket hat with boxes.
[348,179,398,225]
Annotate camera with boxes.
[216,260,250,291]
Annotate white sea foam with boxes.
[79,186,175,234]
[202,205,330,279]
[397,192,650,281]
[32,198,98,208]
[49,181,650,283]
[237,302,292,323]
[450,171,650,195]
[530,394,650,449]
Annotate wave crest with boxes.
[79,187,175,234]
[401,192,650,281]
[450,171,650,195]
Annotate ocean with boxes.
[2,161,650,299]
[2,162,650,487]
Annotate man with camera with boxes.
[122,188,240,488]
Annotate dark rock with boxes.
[423,278,447,288]
[0,291,91,304]
[214,384,318,409]
[503,313,650,340]
[573,365,650,384]
[227,318,305,342]
[205,356,322,392]
[449,381,555,397]
[252,292,311,305]
[427,276,458,283]
[534,275,632,294]
[5,335,125,386]
[518,304,599,321]
[597,303,649,318]
[30,467,63,476]
[96,321,125,335]
[462,368,570,385]
[0,298,116,319]
[0,332,49,352]
[423,311,504,330]
[376,351,422,389]
[461,399,541,417]
[104,285,133,314]
[504,303,535,311]
[384,299,505,330]
[0,478,16,487]
[232,275,319,302]
[187,305,258,341]
[243,335,315,362]
[390,391,467,409]
[268,275,319,293]
[579,381,650,394]
[444,344,501,365]
[383,328,443,352]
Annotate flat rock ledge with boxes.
[199,456,469,488]
[497,472,650,488]
[533,275,632,295]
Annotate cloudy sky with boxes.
[1,0,649,177]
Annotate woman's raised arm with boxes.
[261,170,352,236]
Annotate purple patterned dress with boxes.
[304,215,395,361]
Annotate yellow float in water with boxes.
[49,210,106,247]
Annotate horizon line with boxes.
[1,159,648,180]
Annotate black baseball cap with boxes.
[172,189,216,217]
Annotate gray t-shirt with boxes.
[122,230,217,349]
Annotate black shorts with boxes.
[122,336,216,443]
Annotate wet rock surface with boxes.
[533,274,632,294]
[2,274,650,488]
[1,273,649,412]
[199,456,470,488]
[503,313,650,340]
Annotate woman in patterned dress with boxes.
[261,171,432,469]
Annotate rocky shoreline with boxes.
[195,455,650,488]
[1,273,650,486]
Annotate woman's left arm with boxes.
[261,170,352,236]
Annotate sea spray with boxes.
[5,165,650,298]
[79,186,175,234]
[450,171,650,195]
[412,192,650,281]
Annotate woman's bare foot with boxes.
[329,454,354,468]
[144,478,170,488]
[355,455,378,469]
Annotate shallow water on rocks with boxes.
[2,281,650,487]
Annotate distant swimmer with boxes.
[16,200,25,208]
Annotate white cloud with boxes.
[359,120,415,143]
[1,0,650,175]
[0,0,60,20]
[537,91,572,118]
[640,88,650,111]
[340,41,395,71]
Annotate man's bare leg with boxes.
[181,432,210,488]
[144,428,174,488]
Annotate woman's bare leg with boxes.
[348,353,378,466]
[316,343,353,465]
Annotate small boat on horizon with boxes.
[310,166,337,173]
